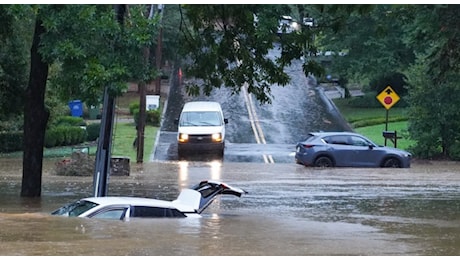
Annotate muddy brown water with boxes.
[1,158,460,256]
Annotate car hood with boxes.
[377,145,412,156]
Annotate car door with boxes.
[88,205,130,220]
[323,135,355,166]
[348,135,380,167]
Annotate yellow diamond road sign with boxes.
[376,86,400,110]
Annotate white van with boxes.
[177,101,228,157]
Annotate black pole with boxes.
[93,87,116,197]
[384,109,389,146]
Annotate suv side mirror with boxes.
[224,118,229,124]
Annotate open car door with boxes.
[173,180,247,214]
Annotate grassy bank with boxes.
[332,98,414,150]
[112,122,157,162]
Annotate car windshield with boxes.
[51,200,98,217]
[180,111,221,126]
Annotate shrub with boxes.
[449,142,460,161]
[86,123,100,141]
[129,101,140,115]
[51,116,86,128]
[45,126,86,147]
[147,109,161,126]
[0,131,23,152]
[44,129,59,148]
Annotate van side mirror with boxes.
[224,118,229,124]
[175,118,179,125]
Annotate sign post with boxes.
[376,86,400,146]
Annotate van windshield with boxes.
[180,111,222,126]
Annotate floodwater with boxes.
[1,157,460,256]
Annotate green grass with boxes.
[354,122,415,150]
[333,98,407,123]
[333,98,413,150]
[111,122,158,162]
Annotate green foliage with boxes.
[0,131,23,153]
[51,115,86,127]
[0,115,23,131]
[0,5,33,120]
[354,121,414,151]
[86,123,100,141]
[368,72,408,96]
[146,109,161,126]
[111,122,157,162]
[406,54,460,159]
[317,5,414,90]
[448,142,460,161]
[179,5,294,104]
[38,5,161,106]
[129,101,140,115]
[129,100,160,126]
[45,126,86,147]
[351,116,407,128]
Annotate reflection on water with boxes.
[1,158,460,255]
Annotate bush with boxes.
[129,101,140,115]
[0,131,23,152]
[147,109,161,126]
[44,129,59,148]
[449,142,460,161]
[0,115,24,131]
[86,123,100,141]
[51,116,86,128]
[132,108,161,127]
[45,126,86,147]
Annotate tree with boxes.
[403,5,460,158]
[21,12,49,197]
[0,5,32,121]
[315,4,413,90]
[20,4,159,197]
[176,4,373,104]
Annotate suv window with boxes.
[324,135,350,145]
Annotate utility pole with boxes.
[155,4,164,95]
[136,4,162,163]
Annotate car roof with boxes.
[310,131,359,137]
[182,101,222,112]
[81,196,179,208]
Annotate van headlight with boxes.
[178,133,189,143]
[212,133,222,142]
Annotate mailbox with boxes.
[382,131,396,139]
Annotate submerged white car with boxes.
[51,180,247,220]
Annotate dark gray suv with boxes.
[295,132,412,168]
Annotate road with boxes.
[153,54,352,163]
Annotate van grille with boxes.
[188,134,213,143]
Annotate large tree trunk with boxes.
[21,17,49,197]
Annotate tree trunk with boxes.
[21,17,49,197]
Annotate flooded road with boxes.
[1,158,460,255]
